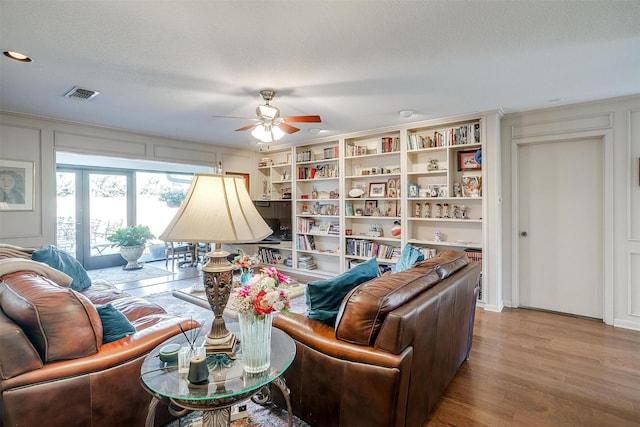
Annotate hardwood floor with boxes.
[426,308,640,426]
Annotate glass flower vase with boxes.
[240,268,253,286]
[238,312,272,373]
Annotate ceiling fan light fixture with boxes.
[251,124,285,143]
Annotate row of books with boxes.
[296,164,339,179]
[258,247,283,265]
[345,137,400,157]
[464,249,482,264]
[407,123,480,149]
[345,239,400,260]
[296,147,339,163]
[296,234,316,251]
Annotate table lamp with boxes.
[159,174,272,356]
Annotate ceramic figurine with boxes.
[415,203,421,217]
[434,203,441,218]
[442,203,449,218]
[424,202,430,218]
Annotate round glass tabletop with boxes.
[140,324,295,403]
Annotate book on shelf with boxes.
[297,234,316,251]
[297,255,317,270]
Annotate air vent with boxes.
[64,86,100,101]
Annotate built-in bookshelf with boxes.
[342,132,403,270]
[405,120,483,254]
[257,150,292,201]
[292,141,341,276]
[248,111,500,308]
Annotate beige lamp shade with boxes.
[159,174,272,243]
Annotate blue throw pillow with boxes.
[96,303,136,343]
[306,257,379,326]
[32,245,92,291]
[392,244,425,274]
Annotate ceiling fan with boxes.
[214,89,321,143]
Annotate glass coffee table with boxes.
[140,324,296,427]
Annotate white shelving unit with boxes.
[342,131,403,273]
[291,141,341,276]
[250,110,502,309]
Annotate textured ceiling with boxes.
[1,0,639,150]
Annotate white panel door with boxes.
[518,138,603,318]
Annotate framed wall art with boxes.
[457,149,481,171]
[0,159,34,211]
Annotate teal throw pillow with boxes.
[32,245,92,292]
[96,303,136,343]
[392,244,425,274]
[306,257,379,326]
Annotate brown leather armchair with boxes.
[274,250,481,427]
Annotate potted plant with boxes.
[159,189,187,208]
[107,225,155,270]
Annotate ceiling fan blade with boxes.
[235,123,258,132]
[278,123,300,134]
[283,115,322,123]
[211,115,259,120]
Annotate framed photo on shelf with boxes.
[345,202,354,216]
[407,182,419,198]
[457,149,481,171]
[461,175,482,197]
[386,178,398,198]
[364,199,378,216]
[0,159,34,211]
[383,200,398,217]
[368,182,387,198]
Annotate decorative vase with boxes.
[238,312,272,373]
[119,245,145,270]
[240,268,253,286]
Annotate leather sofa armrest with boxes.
[0,310,43,379]
[274,312,403,368]
[2,316,198,390]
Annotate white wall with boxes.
[0,112,256,248]
[501,94,640,330]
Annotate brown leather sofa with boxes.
[274,250,481,427]
[0,263,199,427]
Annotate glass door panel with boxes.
[84,172,131,269]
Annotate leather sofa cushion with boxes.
[334,250,470,347]
[335,267,441,346]
[0,271,103,362]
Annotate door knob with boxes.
[520,231,528,237]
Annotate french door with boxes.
[56,167,135,270]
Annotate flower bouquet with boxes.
[229,266,292,373]
[229,266,292,318]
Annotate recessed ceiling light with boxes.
[3,51,33,62]
[399,110,414,119]
[308,128,321,134]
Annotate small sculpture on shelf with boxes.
[434,203,442,218]
[442,203,449,219]
[453,182,462,198]
[426,158,439,171]
[434,230,443,242]
[424,202,430,218]
[459,205,469,219]
[414,202,421,217]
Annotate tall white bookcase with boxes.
[251,110,503,310]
